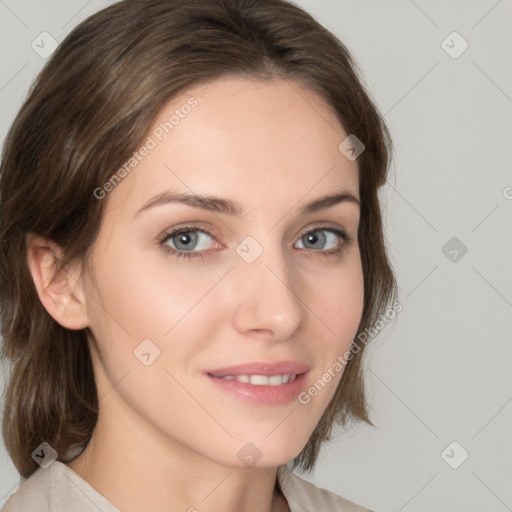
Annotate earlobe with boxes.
[25,233,89,330]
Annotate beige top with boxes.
[1,460,372,512]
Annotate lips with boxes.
[205,361,310,378]
[218,374,297,385]
[205,361,310,405]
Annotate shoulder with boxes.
[1,466,49,512]
[1,461,119,512]
[277,464,374,512]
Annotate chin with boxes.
[218,432,310,469]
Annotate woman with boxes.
[0,0,397,510]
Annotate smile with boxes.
[214,374,298,385]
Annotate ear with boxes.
[26,233,89,330]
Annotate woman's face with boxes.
[81,76,364,468]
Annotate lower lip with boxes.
[206,372,308,406]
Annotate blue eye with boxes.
[159,225,351,260]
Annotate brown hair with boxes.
[0,0,397,479]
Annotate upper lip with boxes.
[206,361,310,378]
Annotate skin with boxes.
[27,76,364,512]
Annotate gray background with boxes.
[1,1,511,511]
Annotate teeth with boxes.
[219,374,297,385]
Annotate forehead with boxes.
[105,76,359,217]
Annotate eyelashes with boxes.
[159,227,216,260]
[158,224,352,261]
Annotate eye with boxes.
[159,227,217,260]
[295,226,350,257]
[158,224,351,260]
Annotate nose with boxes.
[230,242,305,341]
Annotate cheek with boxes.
[307,254,364,348]
[298,256,364,404]
[84,246,232,404]
[334,271,364,344]
[83,250,221,447]
[87,247,220,341]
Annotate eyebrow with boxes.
[134,189,360,218]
